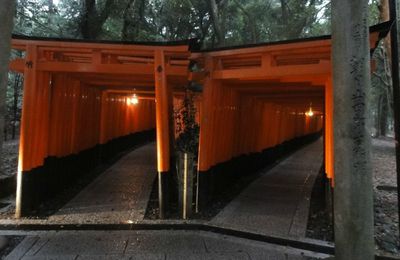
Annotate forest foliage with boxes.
[13,0,333,45]
[5,0,395,140]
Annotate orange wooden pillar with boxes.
[325,78,334,184]
[16,45,50,218]
[154,49,171,218]
[197,56,217,210]
[99,91,108,145]
[16,45,36,218]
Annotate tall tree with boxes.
[80,0,114,39]
[332,0,374,259]
[7,73,22,140]
[0,0,16,168]
[370,0,393,136]
[269,0,323,40]
[372,45,393,136]
[121,0,138,41]
[208,0,225,46]
[232,0,258,43]
[379,0,391,57]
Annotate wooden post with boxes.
[15,46,51,218]
[332,1,374,259]
[16,45,37,218]
[182,152,194,219]
[154,49,170,218]
[196,56,214,211]
[324,79,334,220]
[99,91,108,145]
[388,0,400,239]
[325,78,334,182]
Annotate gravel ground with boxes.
[372,137,399,255]
[0,139,18,179]
[307,137,399,256]
[306,168,334,242]
[0,140,19,213]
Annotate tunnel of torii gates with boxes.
[8,21,391,218]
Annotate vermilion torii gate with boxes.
[9,37,195,217]
[8,22,391,218]
[190,22,390,207]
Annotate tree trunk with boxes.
[379,0,391,60]
[332,0,374,259]
[379,93,388,136]
[378,0,394,130]
[12,74,21,140]
[47,0,55,26]
[80,0,114,39]
[388,0,400,240]
[280,0,288,24]
[0,0,15,170]
[121,0,136,41]
[208,0,224,47]
[121,0,146,41]
[233,0,258,43]
[135,0,146,39]
[377,95,383,136]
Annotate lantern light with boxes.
[305,103,314,117]
[131,93,139,105]
[127,88,139,105]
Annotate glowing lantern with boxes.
[127,93,139,105]
[305,103,314,117]
[131,94,139,105]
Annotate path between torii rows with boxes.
[210,138,323,238]
[46,138,322,238]
[47,143,158,224]
[2,139,326,259]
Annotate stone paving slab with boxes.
[5,230,331,259]
[211,139,323,239]
[47,143,157,224]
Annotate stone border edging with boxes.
[0,222,332,255]
[0,222,397,259]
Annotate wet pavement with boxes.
[211,139,323,239]
[47,143,157,224]
[1,140,332,259]
[4,230,331,259]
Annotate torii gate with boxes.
[8,22,391,218]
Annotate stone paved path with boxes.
[211,139,323,238]
[48,143,157,224]
[4,230,330,259]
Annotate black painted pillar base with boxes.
[16,171,35,218]
[325,177,334,223]
[197,170,214,212]
[158,171,170,219]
